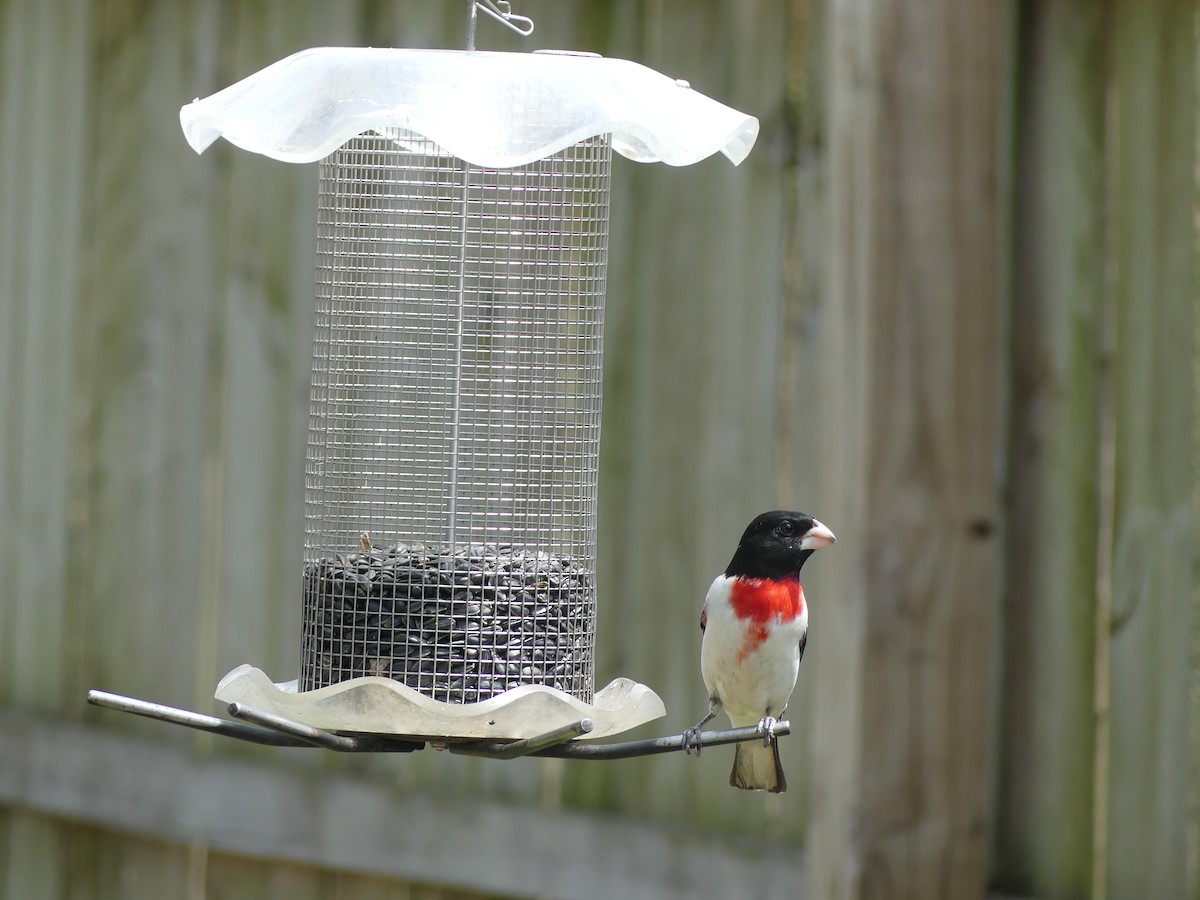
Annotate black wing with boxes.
[797,629,807,666]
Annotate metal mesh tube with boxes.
[300,130,610,704]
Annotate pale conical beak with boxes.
[801,519,837,550]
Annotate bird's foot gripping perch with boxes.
[756,715,781,747]
[682,702,719,757]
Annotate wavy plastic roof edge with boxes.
[179,47,759,167]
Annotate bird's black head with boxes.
[724,510,837,579]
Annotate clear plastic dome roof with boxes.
[179,47,759,167]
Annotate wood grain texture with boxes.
[992,3,1107,897]
[1106,3,1196,898]
[811,2,1004,897]
[0,0,89,711]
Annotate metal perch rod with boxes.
[87,689,311,748]
[86,690,423,752]
[530,720,791,760]
[87,689,789,761]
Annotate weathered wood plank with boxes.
[0,708,805,900]
[991,3,1108,898]
[1105,3,1196,898]
[0,0,89,711]
[72,0,215,731]
[810,1,1005,897]
[777,0,829,837]
[0,811,65,899]
[62,824,194,900]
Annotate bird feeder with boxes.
[89,10,766,756]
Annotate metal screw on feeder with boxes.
[122,11,762,747]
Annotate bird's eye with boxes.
[777,521,794,536]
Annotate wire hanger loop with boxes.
[467,1,535,50]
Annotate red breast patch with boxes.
[730,577,804,663]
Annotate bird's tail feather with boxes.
[730,737,786,793]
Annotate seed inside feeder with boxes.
[300,540,593,703]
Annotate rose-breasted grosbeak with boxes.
[683,510,836,792]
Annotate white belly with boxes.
[700,575,807,727]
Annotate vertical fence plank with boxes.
[991,3,1108,898]
[1106,3,1197,898]
[808,0,875,889]
[0,0,89,710]
[0,812,64,900]
[777,0,829,837]
[62,824,194,899]
[811,1,1005,897]
[69,0,219,730]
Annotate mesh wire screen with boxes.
[300,130,611,705]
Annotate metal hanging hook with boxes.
[466,0,535,50]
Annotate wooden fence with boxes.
[0,2,1195,898]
